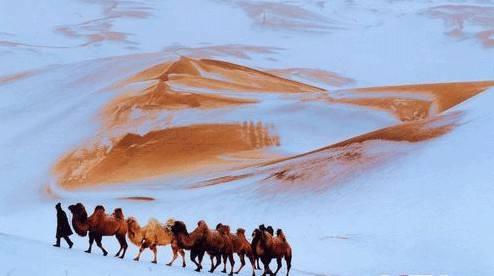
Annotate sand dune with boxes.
[127,56,325,93]
[333,81,494,121]
[55,122,280,188]
[105,81,256,127]
[193,80,493,190]
[53,55,493,192]
[251,112,462,191]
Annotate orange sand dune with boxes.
[334,81,494,121]
[127,56,325,93]
[55,122,280,189]
[195,112,462,190]
[258,112,462,190]
[105,81,256,126]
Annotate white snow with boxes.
[1,0,494,276]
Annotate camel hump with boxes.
[113,208,124,220]
[147,218,164,230]
[276,228,287,242]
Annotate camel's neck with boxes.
[128,224,144,246]
[72,215,89,236]
[176,231,196,249]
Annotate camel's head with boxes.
[215,223,223,231]
[126,217,139,232]
[165,218,175,230]
[68,202,88,220]
[171,220,187,235]
[216,223,230,235]
[113,208,124,220]
[252,228,262,240]
[259,224,266,231]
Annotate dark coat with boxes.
[56,205,73,238]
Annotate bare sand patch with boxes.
[104,81,256,127]
[334,81,494,121]
[55,122,280,189]
[425,5,494,47]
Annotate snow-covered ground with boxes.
[1,1,494,276]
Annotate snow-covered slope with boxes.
[1,1,494,276]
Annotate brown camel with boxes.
[68,203,128,258]
[170,220,207,272]
[202,221,235,275]
[252,227,292,276]
[126,217,185,267]
[217,224,256,276]
[252,224,274,270]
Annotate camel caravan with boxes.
[54,202,292,276]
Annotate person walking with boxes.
[53,202,74,248]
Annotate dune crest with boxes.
[332,81,494,121]
[127,56,325,93]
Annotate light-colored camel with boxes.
[68,203,128,258]
[126,217,186,266]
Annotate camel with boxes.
[252,224,274,270]
[196,221,234,275]
[252,227,292,276]
[126,217,186,267]
[217,224,256,276]
[170,220,208,272]
[68,203,128,258]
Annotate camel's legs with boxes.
[273,257,282,275]
[211,254,222,272]
[235,253,246,274]
[198,250,205,269]
[150,244,158,264]
[285,254,291,276]
[191,249,202,272]
[85,232,94,253]
[114,235,122,257]
[95,235,108,256]
[256,257,261,270]
[248,254,257,276]
[261,256,272,276]
[180,249,186,267]
[209,254,216,272]
[228,253,235,276]
[167,245,178,266]
[134,244,147,261]
[115,234,128,259]
[222,254,228,273]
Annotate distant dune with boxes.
[52,55,493,191]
